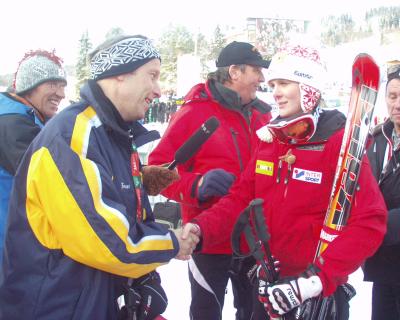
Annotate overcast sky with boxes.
[1,0,398,74]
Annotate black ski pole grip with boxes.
[231,206,251,256]
[250,198,279,281]
[231,202,270,278]
[251,199,270,243]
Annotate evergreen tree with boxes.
[254,18,300,58]
[105,27,125,40]
[321,14,357,46]
[320,7,400,47]
[75,31,92,100]
[156,24,195,91]
[208,25,227,61]
[195,32,212,80]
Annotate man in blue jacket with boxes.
[0,35,199,320]
[0,49,67,260]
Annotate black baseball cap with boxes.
[216,41,270,68]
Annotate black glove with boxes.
[135,271,168,320]
[258,267,322,318]
[197,168,235,202]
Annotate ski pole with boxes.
[231,205,270,278]
[250,198,279,282]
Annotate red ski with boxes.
[315,53,380,258]
[299,54,380,320]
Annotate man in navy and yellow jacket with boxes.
[0,35,199,320]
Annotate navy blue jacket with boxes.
[364,119,400,284]
[0,81,179,319]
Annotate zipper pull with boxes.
[276,159,282,183]
[285,163,292,184]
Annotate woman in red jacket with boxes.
[184,44,387,319]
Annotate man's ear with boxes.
[228,65,241,81]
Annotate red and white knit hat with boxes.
[267,44,325,90]
[267,44,326,113]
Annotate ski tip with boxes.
[352,53,380,89]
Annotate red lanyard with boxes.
[130,141,143,222]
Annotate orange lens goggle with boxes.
[267,114,316,144]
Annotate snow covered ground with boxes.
[143,121,373,320]
[158,261,371,319]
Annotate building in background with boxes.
[246,17,310,56]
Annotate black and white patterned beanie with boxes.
[90,36,161,81]
[14,50,67,95]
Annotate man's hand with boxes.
[259,273,322,318]
[142,165,179,195]
[181,223,201,238]
[172,224,200,260]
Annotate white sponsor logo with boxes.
[320,229,338,242]
[120,182,131,190]
[292,168,322,184]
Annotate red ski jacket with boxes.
[148,80,272,254]
[193,110,387,295]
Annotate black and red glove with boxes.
[257,256,281,314]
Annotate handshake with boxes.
[141,165,202,260]
[172,223,202,261]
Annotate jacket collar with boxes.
[308,109,346,142]
[8,92,47,123]
[381,119,400,151]
[207,79,271,116]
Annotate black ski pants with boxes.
[372,282,400,320]
[188,253,256,320]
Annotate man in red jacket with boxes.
[149,41,272,319]
[182,44,387,319]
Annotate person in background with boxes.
[363,65,400,320]
[0,49,67,261]
[0,35,199,320]
[183,44,387,320]
[149,41,272,320]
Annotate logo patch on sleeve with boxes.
[292,168,322,184]
[256,160,274,176]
